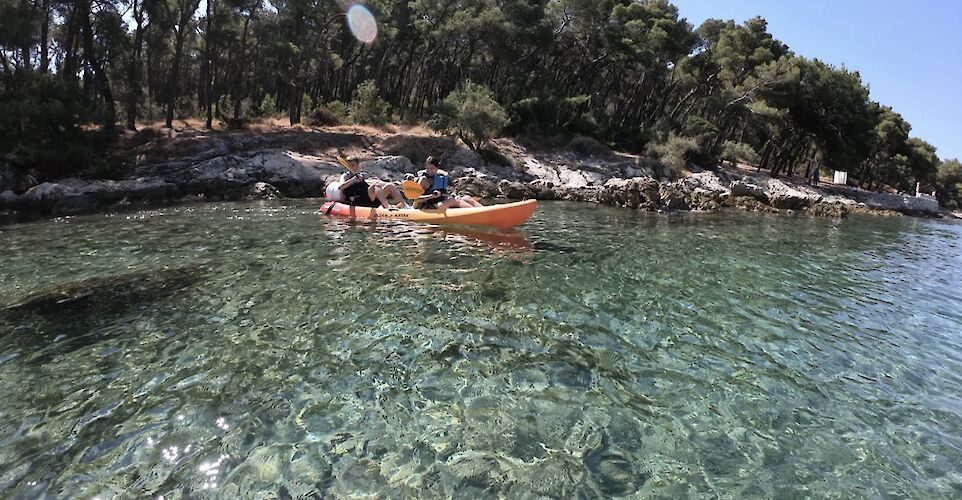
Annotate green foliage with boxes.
[301,93,314,115]
[906,137,939,188]
[0,71,95,179]
[177,96,198,120]
[347,81,391,125]
[936,159,962,209]
[429,81,508,150]
[791,58,877,172]
[259,94,278,116]
[565,111,604,138]
[607,0,696,66]
[509,97,556,133]
[859,106,940,192]
[721,141,760,165]
[214,95,251,129]
[648,132,700,175]
[0,0,945,195]
[326,101,349,123]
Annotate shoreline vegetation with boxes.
[0,120,951,221]
[2,1,961,217]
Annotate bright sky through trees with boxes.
[673,0,962,160]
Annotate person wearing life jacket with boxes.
[335,157,409,209]
[413,156,482,209]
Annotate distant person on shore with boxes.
[338,157,409,209]
[809,167,819,186]
[412,156,482,209]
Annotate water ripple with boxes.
[1,201,961,497]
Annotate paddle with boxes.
[336,155,359,174]
[402,180,428,200]
[402,179,483,204]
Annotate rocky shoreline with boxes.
[0,128,949,221]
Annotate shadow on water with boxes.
[0,264,207,355]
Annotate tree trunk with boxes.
[203,0,215,129]
[166,33,186,128]
[125,0,144,131]
[39,0,50,72]
[0,51,11,74]
[81,0,116,129]
[19,0,31,67]
[166,0,200,128]
[62,3,82,83]
[232,12,252,124]
[287,6,304,126]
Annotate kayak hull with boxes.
[319,199,538,229]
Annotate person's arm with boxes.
[416,192,441,202]
[411,190,441,209]
[340,172,363,189]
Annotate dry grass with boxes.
[122,118,442,138]
[394,124,438,136]
[321,124,394,136]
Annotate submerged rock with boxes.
[0,264,208,356]
[730,196,782,214]
[51,194,99,214]
[806,202,850,218]
[3,265,206,315]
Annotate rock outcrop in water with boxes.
[0,128,945,219]
[248,182,282,200]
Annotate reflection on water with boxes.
[1,201,962,497]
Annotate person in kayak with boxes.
[339,157,410,209]
[413,156,482,209]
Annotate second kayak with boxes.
[319,199,538,229]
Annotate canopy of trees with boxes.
[0,0,957,206]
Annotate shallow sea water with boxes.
[1,200,962,498]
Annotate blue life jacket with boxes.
[430,173,449,193]
[419,169,449,194]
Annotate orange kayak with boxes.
[319,199,538,229]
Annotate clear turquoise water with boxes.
[1,201,962,498]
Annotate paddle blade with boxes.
[337,155,358,173]
[402,180,425,200]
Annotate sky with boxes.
[671,0,962,161]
